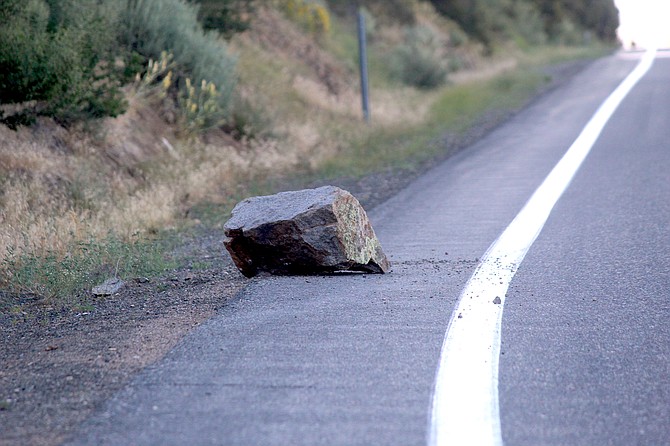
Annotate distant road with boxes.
[68,50,670,445]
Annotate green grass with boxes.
[522,43,613,66]
[317,66,546,177]
[1,234,176,309]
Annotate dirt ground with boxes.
[0,59,592,446]
[0,252,245,445]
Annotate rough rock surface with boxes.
[91,278,126,296]
[224,186,390,277]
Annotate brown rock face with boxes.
[223,186,391,277]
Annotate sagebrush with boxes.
[118,0,237,117]
[391,26,448,89]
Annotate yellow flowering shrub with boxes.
[178,78,226,136]
[133,51,175,99]
[281,0,330,36]
[133,52,225,136]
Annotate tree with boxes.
[429,0,619,46]
[529,0,619,42]
[0,0,125,126]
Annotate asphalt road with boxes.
[500,52,670,445]
[67,51,669,445]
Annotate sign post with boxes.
[357,7,370,123]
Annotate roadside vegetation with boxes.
[0,0,618,305]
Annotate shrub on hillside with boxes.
[506,0,546,47]
[279,0,331,36]
[391,26,448,90]
[0,0,126,127]
[428,0,510,49]
[0,0,22,21]
[325,0,417,25]
[195,0,255,39]
[552,18,584,46]
[529,0,619,42]
[118,0,237,119]
[0,0,240,134]
[430,0,618,47]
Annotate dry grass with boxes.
[228,4,468,176]
[0,96,291,267]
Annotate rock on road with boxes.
[67,51,670,445]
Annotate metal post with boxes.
[357,7,370,123]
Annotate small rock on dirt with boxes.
[92,278,126,296]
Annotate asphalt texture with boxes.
[67,52,669,445]
[500,54,670,445]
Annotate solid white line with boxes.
[428,49,656,446]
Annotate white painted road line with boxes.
[428,49,657,446]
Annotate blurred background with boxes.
[616,0,670,49]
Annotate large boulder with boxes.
[224,186,391,277]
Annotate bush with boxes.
[507,1,546,47]
[178,78,228,136]
[430,0,617,48]
[429,0,506,49]
[391,26,448,89]
[118,0,237,119]
[529,0,619,43]
[0,0,126,126]
[551,18,584,46]
[280,0,331,36]
[326,0,417,25]
[195,0,255,39]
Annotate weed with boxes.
[155,283,170,293]
[73,303,94,313]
